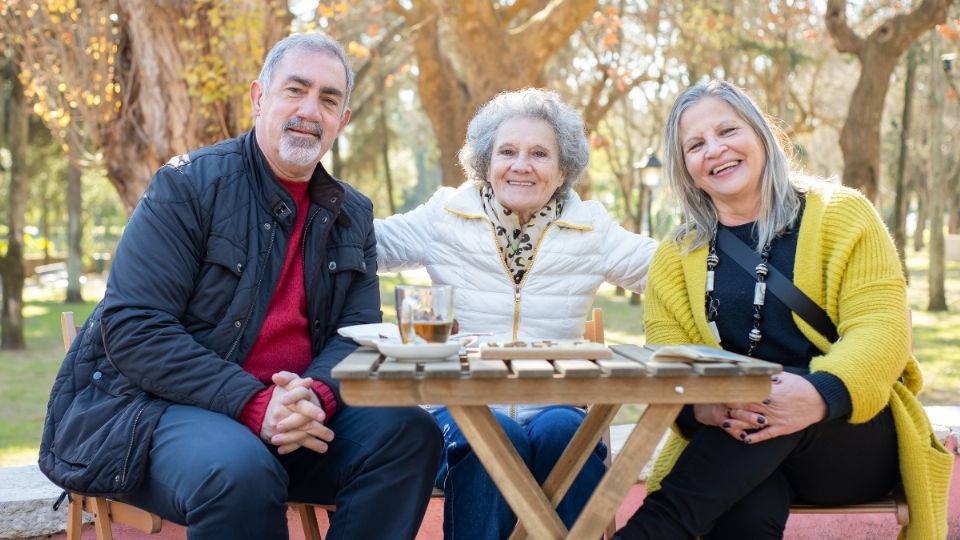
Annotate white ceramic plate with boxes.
[375,340,461,362]
[338,323,400,347]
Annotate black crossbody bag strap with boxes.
[716,228,839,343]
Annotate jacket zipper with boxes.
[224,221,278,363]
[117,402,148,488]
[510,223,553,339]
[301,208,321,340]
[484,220,554,421]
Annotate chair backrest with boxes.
[61,312,79,352]
[584,307,604,345]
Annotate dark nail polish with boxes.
[757,416,766,425]
[771,376,780,382]
[739,432,746,440]
[762,399,771,405]
[722,421,731,429]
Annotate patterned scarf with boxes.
[480,183,564,285]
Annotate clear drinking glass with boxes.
[395,285,455,344]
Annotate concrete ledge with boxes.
[0,465,79,539]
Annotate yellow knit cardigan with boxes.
[644,182,954,539]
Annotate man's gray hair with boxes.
[458,88,590,197]
[258,33,355,109]
[663,80,803,252]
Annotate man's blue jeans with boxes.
[119,403,442,540]
[433,406,607,540]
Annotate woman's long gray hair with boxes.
[458,88,590,198]
[664,80,804,252]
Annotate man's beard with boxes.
[278,118,324,166]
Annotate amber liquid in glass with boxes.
[400,321,454,344]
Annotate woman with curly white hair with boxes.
[376,88,658,539]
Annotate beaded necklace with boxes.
[705,229,771,356]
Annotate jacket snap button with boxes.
[328,261,337,271]
[330,197,338,203]
[236,263,243,273]
[321,216,329,224]
[234,320,242,328]
[92,371,102,380]
[313,320,321,329]
[263,223,271,230]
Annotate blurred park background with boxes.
[0,0,958,467]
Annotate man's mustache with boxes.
[283,118,323,138]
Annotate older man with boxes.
[39,34,441,540]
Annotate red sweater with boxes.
[238,178,337,435]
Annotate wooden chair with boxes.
[60,312,331,540]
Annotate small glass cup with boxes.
[395,285,455,344]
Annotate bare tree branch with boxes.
[825,0,864,55]
[512,0,598,70]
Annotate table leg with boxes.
[509,404,620,540]
[447,405,567,539]
[567,403,682,540]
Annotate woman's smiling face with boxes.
[488,116,565,223]
[679,96,767,224]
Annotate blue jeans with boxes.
[119,404,442,540]
[433,406,607,540]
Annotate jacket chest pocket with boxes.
[315,244,367,330]
[187,236,247,324]
[325,244,366,276]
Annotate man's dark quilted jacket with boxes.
[38,129,380,495]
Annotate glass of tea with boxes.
[395,285,455,344]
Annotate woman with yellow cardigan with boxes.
[613,80,953,540]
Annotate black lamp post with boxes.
[639,153,662,236]
[944,53,959,99]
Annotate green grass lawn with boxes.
[1,248,957,465]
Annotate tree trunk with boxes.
[893,44,918,280]
[379,96,397,215]
[927,32,947,311]
[406,13,477,187]
[825,0,954,202]
[914,181,927,252]
[332,139,342,179]
[66,157,84,303]
[949,190,959,234]
[41,181,50,264]
[40,0,292,213]
[396,0,597,186]
[1,61,29,350]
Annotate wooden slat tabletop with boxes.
[332,344,781,385]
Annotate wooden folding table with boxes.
[332,344,779,540]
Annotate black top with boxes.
[713,200,851,421]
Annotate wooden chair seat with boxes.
[790,487,909,526]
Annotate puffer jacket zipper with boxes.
[116,402,148,488]
[301,208,321,338]
[484,220,555,421]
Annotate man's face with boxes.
[251,49,351,181]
